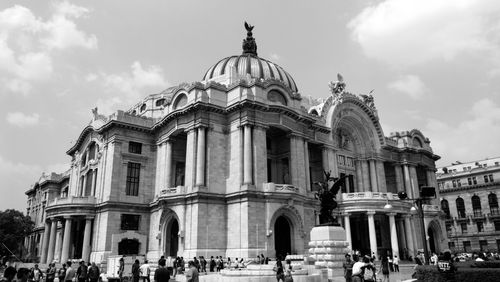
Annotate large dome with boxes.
[202,54,298,93]
[202,23,298,93]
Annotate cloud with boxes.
[94,61,169,114]
[423,98,500,165]
[0,2,96,95]
[6,112,40,127]
[348,0,500,66]
[388,75,427,99]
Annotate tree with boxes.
[0,209,34,259]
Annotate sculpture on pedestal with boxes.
[314,171,348,225]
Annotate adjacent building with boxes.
[437,157,500,253]
[25,25,445,265]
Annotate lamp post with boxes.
[397,186,436,265]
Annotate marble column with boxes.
[367,211,378,260]
[81,217,93,262]
[344,214,352,250]
[403,165,412,197]
[46,218,58,263]
[243,125,253,185]
[369,160,378,192]
[54,229,62,262]
[389,213,399,258]
[376,161,387,192]
[321,147,329,173]
[397,219,407,258]
[165,140,173,188]
[361,161,370,192]
[404,215,415,257]
[355,160,363,192]
[60,217,72,263]
[195,127,206,186]
[304,140,311,191]
[40,220,51,263]
[394,165,404,193]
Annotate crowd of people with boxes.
[0,261,101,282]
[342,252,403,282]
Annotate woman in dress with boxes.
[379,256,390,282]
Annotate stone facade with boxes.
[25,27,445,266]
[437,157,500,253]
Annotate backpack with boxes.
[363,267,375,282]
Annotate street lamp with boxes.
[397,187,436,265]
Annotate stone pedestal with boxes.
[308,225,349,279]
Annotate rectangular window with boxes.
[448,242,455,249]
[128,141,142,154]
[477,221,484,232]
[460,223,468,234]
[463,241,471,252]
[468,178,472,185]
[489,174,494,182]
[452,180,457,188]
[121,214,140,230]
[337,155,346,166]
[495,221,500,231]
[457,180,461,187]
[485,175,490,183]
[473,177,477,185]
[479,240,488,251]
[126,162,141,196]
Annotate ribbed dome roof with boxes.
[202,54,298,93]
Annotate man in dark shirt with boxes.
[154,258,170,282]
[132,259,140,282]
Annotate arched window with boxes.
[173,94,187,110]
[140,103,147,112]
[456,197,466,218]
[441,199,450,218]
[155,98,166,107]
[489,193,499,215]
[88,142,97,161]
[118,238,139,255]
[267,90,287,106]
[472,195,482,217]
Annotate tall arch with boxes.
[268,205,305,257]
[489,193,499,214]
[472,195,482,217]
[427,220,444,254]
[159,208,181,257]
[456,197,465,218]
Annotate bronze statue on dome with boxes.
[314,171,348,226]
[242,21,257,55]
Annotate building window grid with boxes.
[472,195,482,217]
[489,193,499,215]
[128,142,142,154]
[126,162,141,196]
[495,221,500,231]
[479,240,488,252]
[456,198,466,218]
[477,221,484,232]
[460,223,468,234]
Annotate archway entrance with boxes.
[274,216,292,260]
[165,219,179,257]
[428,227,436,254]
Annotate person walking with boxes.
[58,264,67,282]
[132,259,140,282]
[118,258,125,282]
[209,256,215,272]
[64,262,76,282]
[139,260,151,282]
[77,261,88,282]
[343,254,354,282]
[153,258,170,282]
[200,256,207,273]
[46,263,56,282]
[87,262,100,282]
[274,259,284,282]
[185,261,199,282]
[30,264,43,282]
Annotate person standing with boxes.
[393,255,399,272]
[30,264,43,282]
[200,256,206,274]
[58,264,67,282]
[165,257,173,276]
[153,258,170,282]
[132,259,140,282]
[185,261,199,282]
[209,256,215,272]
[350,255,364,282]
[65,262,76,282]
[87,262,100,282]
[343,254,354,282]
[274,259,284,282]
[118,258,125,282]
[378,256,390,282]
[46,263,56,282]
[77,261,88,282]
[139,260,151,282]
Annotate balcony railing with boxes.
[341,191,399,201]
[48,196,96,207]
[159,186,185,195]
[263,183,299,193]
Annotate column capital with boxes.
[388,212,397,217]
[84,216,95,220]
[341,212,350,217]
[402,214,413,219]
[367,210,376,216]
[63,215,72,220]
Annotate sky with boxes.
[1,0,500,211]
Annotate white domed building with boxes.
[25,25,446,265]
